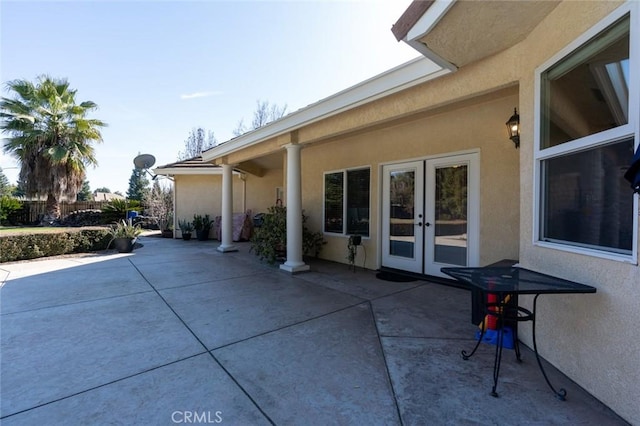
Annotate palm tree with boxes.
[0,76,106,223]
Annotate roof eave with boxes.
[201,57,448,162]
[153,167,243,176]
[395,0,458,71]
[391,0,436,41]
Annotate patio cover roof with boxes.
[201,57,447,164]
[154,156,241,176]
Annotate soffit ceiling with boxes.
[419,0,560,67]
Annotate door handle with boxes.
[416,222,422,227]
[425,222,432,227]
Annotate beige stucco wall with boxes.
[173,174,244,238]
[244,167,284,215]
[301,90,520,270]
[512,1,639,422]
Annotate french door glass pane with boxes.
[434,165,467,265]
[541,138,634,253]
[389,170,415,258]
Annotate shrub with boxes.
[0,228,111,263]
[250,205,325,264]
[251,205,287,264]
[102,199,141,223]
[0,196,22,225]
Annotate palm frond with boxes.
[0,76,107,207]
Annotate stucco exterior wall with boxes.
[244,167,284,215]
[173,174,244,238]
[301,91,520,269]
[514,1,639,422]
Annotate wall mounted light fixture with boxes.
[506,108,520,149]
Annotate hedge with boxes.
[0,229,112,263]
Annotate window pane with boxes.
[324,172,343,233]
[541,16,630,148]
[541,138,634,253]
[346,169,370,236]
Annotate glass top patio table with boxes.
[440,266,597,295]
[441,266,597,400]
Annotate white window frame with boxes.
[533,2,639,263]
[323,166,371,237]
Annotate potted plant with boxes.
[250,205,325,264]
[178,219,194,240]
[193,214,212,241]
[108,220,142,253]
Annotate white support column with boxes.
[280,143,310,273]
[217,163,237,253]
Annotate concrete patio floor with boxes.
[0,235,628,425]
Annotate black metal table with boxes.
[441,266,596,400]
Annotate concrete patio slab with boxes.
[1,291,204,417]
[295,266,421,300]
[213,304,400,425]
[372,283,474,338]
[1,354,269,425]
[160,271,364,349]
[121,237,220,265]
[133,253,270,290]
[0,261,153,314]
[0,254,133,282]
[382,337,622,425]
[0,235,630,425]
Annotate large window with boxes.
[324,168,370,236]
[536,10,637,258]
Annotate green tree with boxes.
[11,180,25,198]
[94,187,111,193]
[76,180,91,201]
[0,166,11,196]
[126,168,149,201]
[0,195,22,225]
[0,76,106,222]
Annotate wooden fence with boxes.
[13,201,112,224]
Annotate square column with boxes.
[280,143,310,273]
[217,163,237,253]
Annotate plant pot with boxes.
[196,229,210,241]
[182,233,192,241]
[112,237,135,253]
[349,235,362,246]
[162,230,173,238]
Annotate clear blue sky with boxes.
[0,0,418,194]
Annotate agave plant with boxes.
[108,220,142,239]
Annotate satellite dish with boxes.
[133,153,156,169]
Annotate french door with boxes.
[381,154,479,277]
